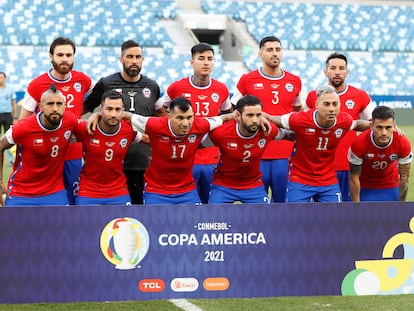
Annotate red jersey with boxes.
[348,130,412,189]
[281,110,354,186]
[74,120,138,198]
[209,121,283,189]
[23,70,92,160]
[305,84,374,170]
[231,68,302,159]
[163,77,231,165]
[6,111,78,197]
[132,115,223,195]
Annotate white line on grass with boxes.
[169,298,203,311]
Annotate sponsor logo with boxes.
[138,279,165,292]
[170,278,199,292]
[203,277,230,291]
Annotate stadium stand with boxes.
[0,0,413,96]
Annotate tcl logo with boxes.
[138,279,165,292]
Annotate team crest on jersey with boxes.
[389,153,398,161]
[64,130,72,140]
[345,100,355,109]
[73,82,82,93]
[334,128,344,138]
[258,139,266,148]
[142,88,151,98]
[211,92,220,103]
[285,83,294,92]
[187,134,197,143]
[120,138,128,148]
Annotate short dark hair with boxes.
[122,40,141,53]
[0,71,6,78]
[49,37,76,55]
[372,106,395,121]
[236,95,262,113]
[259,36,281,49]
[326,52,347,66]
[101,90,124,105]
[191,42,214,57]
[170,97,192,112]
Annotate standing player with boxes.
[231,35,302,202]
[75,90,142,205]
[19,37,92,205]
[348,106,412,202]
[83,39,164,205]
[0,85,78,206]
[162,42,232,203]
[204,95,289,204]
[268,85,370,203]
[305,52,375,201]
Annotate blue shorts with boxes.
[336,170,350,202]
[286,181,342,203]
[193,163,216,204]
[63,158,82,205]
[209,184,270,204]
[76,194,132,206]
[143,189,201,205]
[260,159,288,203]
[360,187,399,201]
[6,190,69,207]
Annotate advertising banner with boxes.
[1,202,414,303]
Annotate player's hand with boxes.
[86,112,100,135]
[260,116,271,135]
[0,180,6,207]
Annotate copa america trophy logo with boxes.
[100,217,150,270]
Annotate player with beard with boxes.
[83,40,165,205]
[75,90,142,205]
[231,36,302,203]
[202,95,289,204]
[268,85,370,203]
[348,106,412,202]
[19,37,92,205]
[0,85,78,206]
[304,52,375,201]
